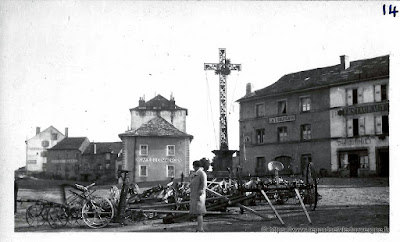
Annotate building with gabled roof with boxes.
[120,94,193,183]
[46,137,90,179]
[25,126,66,173]
[237,55,389,177]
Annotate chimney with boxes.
[340,55,350,70]
[94,143,97,154]
[36,127,40,135]
[139,96,145,107]
[170,93,175,107]
[246,83,252,95]
[65,127,68,137]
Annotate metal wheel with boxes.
[67,206,84,226]
[26,203,47,227]
[47,204,69,228]
[82,196,114,228]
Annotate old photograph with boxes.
[1,0,399,240]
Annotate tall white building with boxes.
[25,126,66,173]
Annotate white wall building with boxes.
[329,55,389,177]
[25,126,66,173]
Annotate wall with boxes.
[330,78,389,175]
[26,127,65,172]
[123,136,190,183]
[239,88,331,176]
[131,110,187,132]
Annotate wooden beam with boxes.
[294,188,312,224]
[260,189,285,225]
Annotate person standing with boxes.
[189,159,207,232]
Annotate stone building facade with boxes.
[237,55,389,177]
[25,126,66,173]
[119,95,193,183]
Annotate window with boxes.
[84,164,89,172]
[376,115,389,135]
[352,89,358,104]
[56,164,61,171]
[360,155,369,169]
[27,160,36,164]
[256,129,265,144]
[375,84,388,102]
[139,165,148,177]
[278,100,287,114]
[347,118,364,137]
[74,164,79,171]
[278,127,288,142]
[300,97,311,112]
[167,165,175,178]
[167,145,175,156]
[301,124,311,140]
[98,164,103,170]
[51,133,58,140]
[382,115,389,134]
[105,163,110,169]
[139,145,148,156]
[255,103,265,117]
[381,85,387,101]
[347,88,363,105]
[255,157,266,175]
[105,153,111,160]
[40,151,48,157]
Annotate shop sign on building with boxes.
[337,137,372,146]
[136,157,182,163]
[51,159,78,164]
[269,115,296,124]
[338,103,389,116]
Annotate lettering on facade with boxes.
[269,115,296,124]
[337,137,372,146]
[136,157,182,163]
[51,159,78,164]
[339,103,389,116]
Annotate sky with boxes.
[1,0,400,240]
[1,1,399,172]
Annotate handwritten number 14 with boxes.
[383,4,398,17]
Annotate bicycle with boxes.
[60,183,115,229]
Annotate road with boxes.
[14,178,389,232]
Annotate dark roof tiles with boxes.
[83,142,122,154]
[49,137,88,150]
[238,55,389,101]
[119,116,193,138]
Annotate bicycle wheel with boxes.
[26,203,46,227]
[82,196,114,228]
[47,204,69,228]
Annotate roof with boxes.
[130,94,187,112]
[26,126,64,141]
[119,116,193,139]
[83,142,123,154]
[49,137,88,150]
[238,55,389,102]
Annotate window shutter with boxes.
[347,119,353,137]
[347,89,353,106]
[359,117,365,135]
[357,88,363,104]
[375,116,382,134]
[374,85,381,102]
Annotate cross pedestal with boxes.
[211,149,237,178]
[204,48,241,177]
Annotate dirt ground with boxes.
[14,177,389,233]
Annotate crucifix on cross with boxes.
[204,48,241,150]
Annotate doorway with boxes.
[377,148,389,177]
[348,154,359,177]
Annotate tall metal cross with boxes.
[204,48,241,150]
